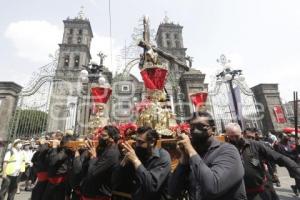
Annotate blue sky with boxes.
[0,0,299,101]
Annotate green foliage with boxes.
[9,109,47,139]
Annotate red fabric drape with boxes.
[283,127,300,134]
[190,92,208,107]
[90,87,112,103]
[140,67,168,90]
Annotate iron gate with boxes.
[8,61,56,141]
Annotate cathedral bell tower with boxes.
[48,9,93,133]
[155,15,206,121]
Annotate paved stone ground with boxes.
[275,167,300,200]
[9,167,300,200]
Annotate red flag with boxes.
[190,92,208,107]
[140,67,168,90]
[90,87,112,103]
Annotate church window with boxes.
[64,55,70,67]
[167,40,172,48]
[74,55,80,67]
[166,33,170,39]
[174,34,178,39]
[69,29,73,34]
[79,29,83,35]
[175,41,180,48]
[77,37,82,44]
[67,37,72,44]
[122,101,130,109]
[121,85,130,92]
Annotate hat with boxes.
[13,139,22,146]
[269,134,277,143]
[23,141,31,146]
[65,129,74,136]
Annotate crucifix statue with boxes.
[138,15,190,70]
[143,16,150,45]
[140,16,158,65]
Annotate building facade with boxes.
[282,100,300,126]
[110,74,144,123]
[251,84,289,134]
[0,82,22,141]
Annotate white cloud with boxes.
[90,34,122,74]
[87,0,97,6]
[4,20,123,75]
[4,20,62,63]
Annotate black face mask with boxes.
[228,137,245,149]
[135,146,149,162]
[191,125,209,143]
[190,124,210,153]
[97,138,108,155]
[99,138,107,147]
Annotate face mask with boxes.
[190,124,210,149]
[96,138,108,156]
[228,137,244,148]
[99,138,107,147]
[135,146,149,162]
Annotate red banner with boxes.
[140,67,168,90]
[273,105,286,123]
[90,87,112,103]
[190,92,208,107]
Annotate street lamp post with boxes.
[176,87,185,123]
[216,55,245,129]
[79,52,108,135]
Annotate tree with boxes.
[116,16,156,74]
[9,109,48,139]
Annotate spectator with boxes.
[0,139,25,200]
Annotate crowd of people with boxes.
[0,111,300,200]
